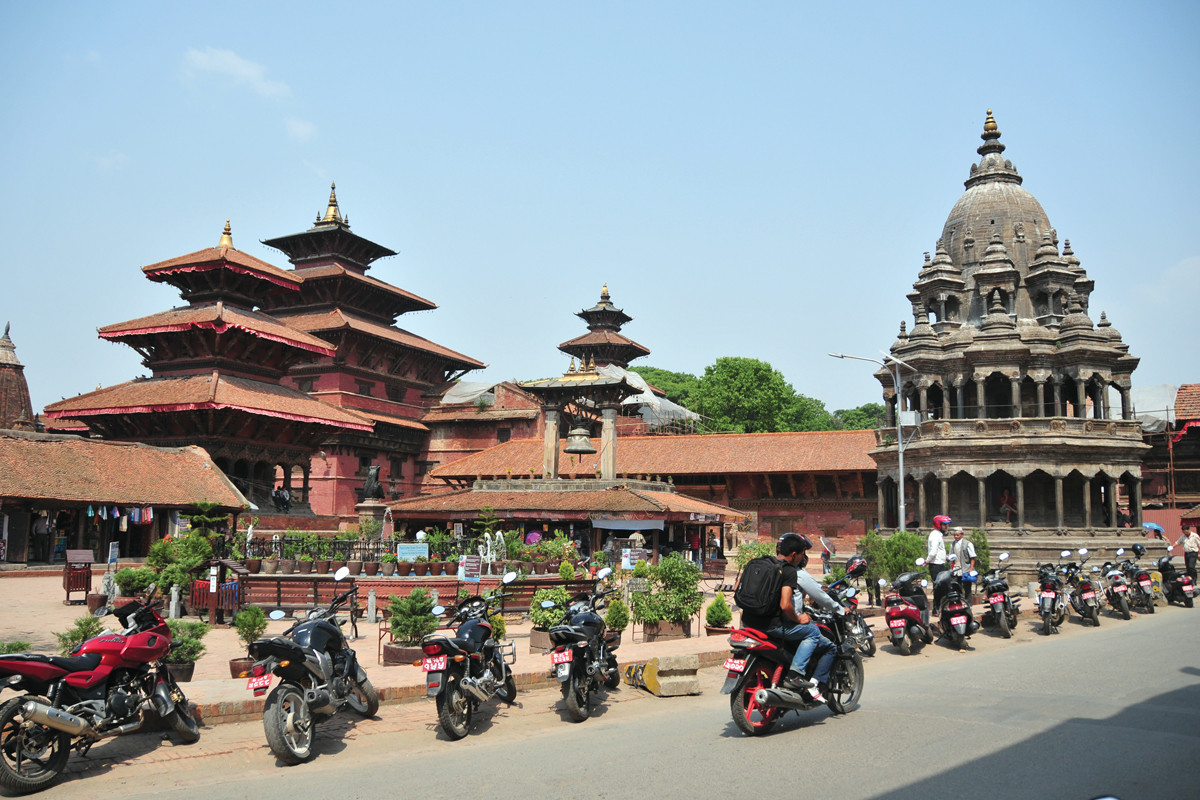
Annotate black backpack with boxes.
[735,555,784,618]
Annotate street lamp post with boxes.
[829,351,917,531]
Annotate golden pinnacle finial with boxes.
[218,219,234,249]
[984,109,997,134]
[586,356,596,372]
[321,182,342,223]
[568,357,576,373]
[600,283,610,302]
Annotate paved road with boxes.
[12,606,1200,800]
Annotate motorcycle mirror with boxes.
[1116,548,1125,556]
[947,554,958,563]
[269,609,288,621]
[1078,548,1089,556]
[920,579,929,588]
[501,571,518,584]
[1060,550,1072,558]
[93,606,109,618]
[914,557,926,566]
[431,605,446,616]
[845,587,857,598]
[333,566,351,581]
[998,552,1010,562]
[540,600,557,609]
[877,578,888,587]
[1092,565,1100,572]
[596,567,613,580]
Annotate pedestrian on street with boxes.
[1175,525,1200,585]
[951,527,977,600]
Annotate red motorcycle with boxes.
[0,586,199,794]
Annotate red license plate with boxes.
[550,649,573,665]
[888,619,905,629]
[1114,584,1127,592]
[422,656,447,672]
[723,657,746,672]
[246,674,272,692]
[988,594,1004,605]
[1082,591,1095,600]
[1040,591,1056,599]
[1139,580,1152,587]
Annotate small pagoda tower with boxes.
[869,111,1147,540]
[44,222,373,510]
[0,323,36,431]
[557,285,650,369]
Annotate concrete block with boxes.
[622,655,701,697]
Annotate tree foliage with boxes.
[631,366,701,408]
[834,403,886,430]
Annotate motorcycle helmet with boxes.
[933,514,952,530]
[844,554,868,578]
[1132,543,1146,558]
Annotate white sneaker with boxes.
[806,686,826,704]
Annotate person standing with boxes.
[950,527,977,601]
[927,515,950,586]
[1175,525,1200,585]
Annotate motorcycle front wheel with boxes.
[826,654,863,715]
[853,617,876,657]
[998,608,1012,639]
[167,702,201,743]
[263,683,314,765]
[1089,605,1101,627]
[563,674,591,722]
[347,666,380,718]
[1118,595,1131,620]
[436,675,472,740]
[0,696,70,794]
[730,664,778,737]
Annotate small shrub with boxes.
[1,641,31,655]
[604,597,630,631]
[56,616,105,656]
[488,613,506,640]
[530,586,570,629]
[705,592,733,627]
[114,567,157,596]
[389,589,439,645]
[735,540,776,570]
[233,606,268,649]
[558,560,575,581]
[631,553,702,625]
[632,559,652,579]
[165,620,209,664]
[968,529,991,573]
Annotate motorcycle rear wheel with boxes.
[1089,606,1101,627]
[1144,595,1155,614]
[264,683,314,765]
[998,608,1011,639]
[564,674,591,722]
[0,696,70,794]
[1118,595,1131,620]
[347,667,380,718]
[826,654,863,715]
[436,675,472,740]
[730,665,778,737]
[1185,593,1194,609]
[1041,611,1054,636]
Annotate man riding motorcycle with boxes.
[785,533,843,703]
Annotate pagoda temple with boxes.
[259,185,485,514]
[558,284,650,369]
[43,222,374,511]
[869,111,1147,534]
[0,323,36,431]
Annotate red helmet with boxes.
[844,555,868,579]
[933,515,952,530]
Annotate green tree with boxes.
[631,366,700,408]
[835,403,886,430]
[691,357,796,433]
[783,393,837,431]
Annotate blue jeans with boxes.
[770,622,829,680]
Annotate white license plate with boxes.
[556,663,571,679]
[1139,580,1152,587]
[422,656,447,672]
[950,615,967,626]
[1185,586,1194,595]
[1082,591,1095,600]
[246,674,272,692]
[988,594,1004,605]
[888,620,905,630]
[550,649,573,665]
[1040,591,1056,599]
[723,657,746,672]
[1114,584,1127,592]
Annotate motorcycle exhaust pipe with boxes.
[459,677,491,703]
[304,689,336,715]
[753,687,807,710]
[21,700,92,737]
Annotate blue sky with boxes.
[2,2,1196,418]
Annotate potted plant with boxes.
[279,538,298,575]
[413,555,429,577]
[313,538,331,574]
[163,619,210,682]
[381,552,398,577]
[329,543,347,574]
[113,567,156,599]
[704,591,734,636]
[631,553,702,641]
[382,589,440,665]
[605,596,630,646]
[529,585,570,652]
[296,552,314,574]
[229,605,267,678]
[395,556,413,577]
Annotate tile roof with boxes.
[277,309,485,368]
[98,303,336,356]
[559,329,650,355]
[353,408,429,432]
[388,486,744,519]
[430,429,878,478]
[42,373,374,430]
[290,264,437,311]
[0,430,248,509]
[1175,384,1200,421]
[142,246,300,290]
[421,407,541,422]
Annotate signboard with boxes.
[209,565,219,593]
[108,542,120,564]
[621,548,651,571]
[453,522,463,537]
[396,543,429,563]
[627,578,650,593]
[458,554,482,582]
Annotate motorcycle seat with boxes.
[548,625,588,646]
[0,652,103,673]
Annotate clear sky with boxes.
[2,2,1196,418]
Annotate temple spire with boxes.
[217,219,234,249]
[319,182,344,225]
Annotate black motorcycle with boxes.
[422,572,519,740]
[245,567,378,764]
[1100,549,1132,620]
[1064,548,1102,627]
[979,552,1020,639]
[1159,547,1195,608]
[932,558,979,650]
[543,567,621,722]
[1036,550,1072,635]
[1120,543,1156,615]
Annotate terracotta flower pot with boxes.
[329,560,346,572]
[243,558,262,574]
[413,562,429,576]
[261,559,278,575]
[229,657,254,679]
[346,560,363,575]
[296,560,313,574]
[705,625,733,637]
[279,559,296,574]
[165,663,195,683]
[314,560,330,574]
[644,620,691,641]
[528,628,551,652]
[86,593,108,614]
[381,562,397,577]
[396,562,413,577]
[382,643,424,666]
[364,561,380,576]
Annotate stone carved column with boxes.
[918,386,928,414]
[955,382,965,420]
[1055,475,1065,529]
[1108,477,1119,528]
[542,407,560,479]
[940,477,949,519]
[977,477,987,529]
[975,378,986,418]
[1131,478,1143,528]
[1120,387,1131,420]
[1053,379,1063,417]
[917,480,927,530]
[1074,378,1086,418]
[1016,477,1026,529]
[1082,477,1092,529]
[877,484,886,530]
[600,404,619,481]
[1010,376,1021,418]
[1036,381,1046,417]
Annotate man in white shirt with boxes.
[951,527,977,600]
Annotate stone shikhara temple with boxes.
[870,111,1147,532]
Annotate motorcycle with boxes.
[1158,546,1195,608]
[1036,550,1072,635]
[721,556,867,736]
[979,552,1020,639]
[1064,548,1102,627]
[879,563,933,656]
[422,572,519,740]
[1100,548,1132,620]
[841,584,876,658]
[0,585,199,794]
[245,567,378,764]
[1120,543,1156,615]
[933,555,979,650]
[542,567,621,722]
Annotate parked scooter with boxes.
[1036,550,1072,635]
[1159,546,1195,608]
[1120,543,1156,615]
[422,572,519,740]
[1100,549,1132,620]
[542,567,621,722]
[1064,548,1102,627]
[933,555,979,650]
[979,552,1020,638]
[245,567,378,764]
[0,585,199,794]
[879,560,933,655]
